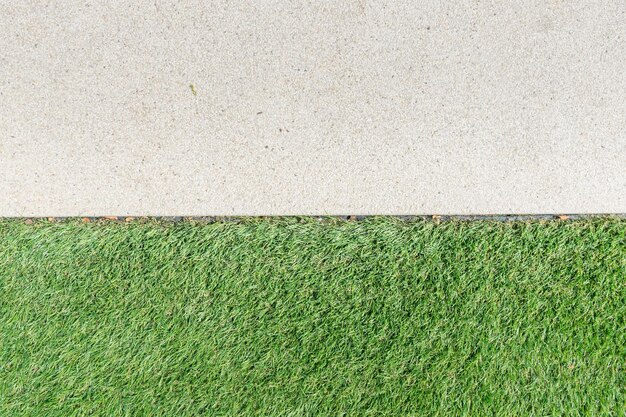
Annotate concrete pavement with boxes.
[1,1,625,216]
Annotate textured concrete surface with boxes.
[1,1,625,216]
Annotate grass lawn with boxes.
[1,218,625,416]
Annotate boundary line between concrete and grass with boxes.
[7,214,626,224]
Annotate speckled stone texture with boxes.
[1,1,625,215]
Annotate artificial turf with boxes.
[1,218,625,416]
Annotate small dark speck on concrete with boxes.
[257,111,263,115]
[189,84,197,96]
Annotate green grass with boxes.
[1,218,625,416]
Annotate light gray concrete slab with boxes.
[1,1,625,216]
